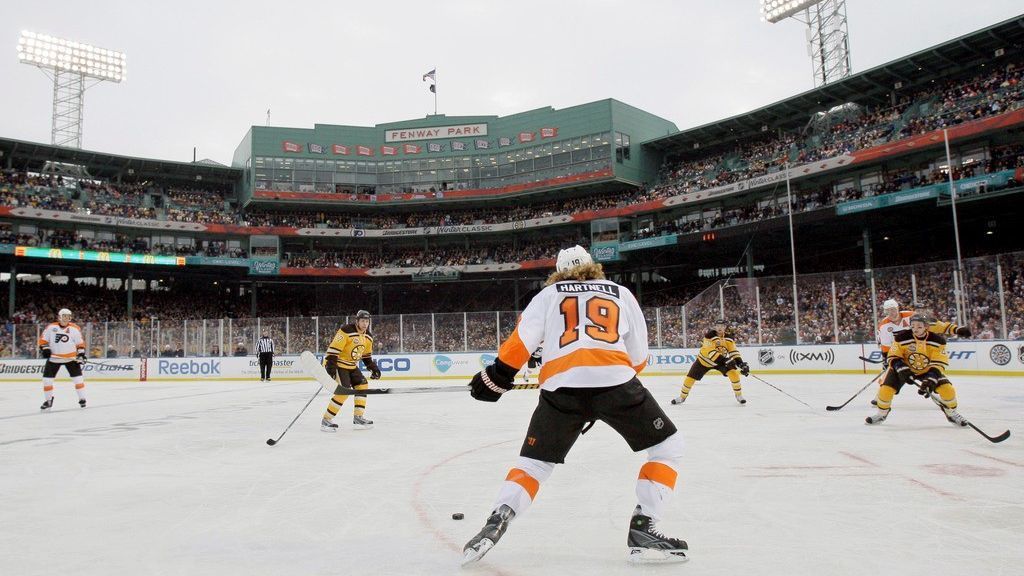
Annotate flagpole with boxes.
[433,67,437,115]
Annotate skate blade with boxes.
[352,424,374,430]
[627,547,689,564]
[461,539,494,566]
[320,427,338,433]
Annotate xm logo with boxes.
[788,349,836,365]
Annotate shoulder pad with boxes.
[928,333,947,345]
[339,324,357,334]
[703,329,717,339]
[892,328,914,341]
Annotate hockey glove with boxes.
[955,326,972,338]
[913,377,930,397]
[323,354,339,379]
[363,357,382,380]
[469,359,518,402]
[736,360,750,377]
[40,347,51,359]
[76,351,87,364]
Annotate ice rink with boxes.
[1,373,1021,576]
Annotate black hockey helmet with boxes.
[909,313,929,326]
[355,310,371,320]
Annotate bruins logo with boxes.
[716,345,728,355]
[350,344,365,361]
[907,352,929,372]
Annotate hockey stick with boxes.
[265,383,323,446]
[747,373,814,409]
[858,355,883,364]
[903,380,1011,444]
[297,350,540,395]
[826,371,884,411]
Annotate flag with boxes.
[307,143,324,154]
[518,132,535,143]
[403,143,421,154]
[427,142,443,153]
[422,69,436,82]
[540,127,558,139]
[332,144,350,155]
[282,141,302,153]
[451,140,466,151]
[381,145,398,156]
[498,137,512,147]
[474,139,490,150]
[357,145,374,156]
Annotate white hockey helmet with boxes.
[58,308,72,322]
[555,245,593,272]
[882,299,899,311]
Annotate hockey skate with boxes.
[352,414,374,429]
[865,408,890,424]
[461,505,515,566]
[40,397,53,411]
[79,398,87,408]
[627,505,688,563]
[320,418,339,433]
[942,407,968,427]
[735,394,747,405]
[670,396,686,405]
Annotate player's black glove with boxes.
[323,354,339,379]
[469,359,518,402]
[40,347,51,359]
[76,351,87,364]
[955,326,972,338]
[736,360,750,377]
[913,377,930,397]
[363,357,381,380]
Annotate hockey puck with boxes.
[452,512,464,520]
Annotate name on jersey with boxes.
[556,282,620,297]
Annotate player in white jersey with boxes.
[37,308,88,410]
[462,246,688,565]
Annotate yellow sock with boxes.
[679,377,696,398]
[934,383,957,409]
[323,394,349,421]
[876,385,895,410]
[353,384,368,417]
[728,370,742,395]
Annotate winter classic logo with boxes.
[758,349,775,366]
[989,344,1012,366]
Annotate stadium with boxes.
[1,4,1022,576]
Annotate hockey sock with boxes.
[353,383,368,417]
[876,384,896,410]
[636,432,684,520]
[492,457,553,517]
[678,377,696,399]
[73,377,85,400]
[43,378,54,402]
[323,394,348,422]
[728,370,742,395]
[934,383,957,409]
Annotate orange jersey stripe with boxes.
[633,357,649,374]
[52,352,78,358]
[638,461,678,489]
[497,326,531,369]
[505,468,540,500]
[538,349,633,383]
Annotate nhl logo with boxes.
[758,348,775,366]
[653,418,664,430]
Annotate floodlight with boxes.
[759,0,822,23]
[16,30,127,148]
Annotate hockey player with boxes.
[872,299,970,405]
[462,245,688,565]
[38,308,88,410]
[520,346,543,383]
[320,310,381,431]
[671,318,749,405]
[866,314,967,427]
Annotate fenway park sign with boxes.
[384,123,487,143]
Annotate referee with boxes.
[256,332,275,381]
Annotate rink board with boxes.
[1,341,1022,382]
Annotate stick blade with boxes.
[266,439,277,446]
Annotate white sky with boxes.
[1,1,1021,165]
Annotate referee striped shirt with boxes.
[256,337,274,354]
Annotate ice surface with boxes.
[1,374,1022,576]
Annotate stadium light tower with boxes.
[16,31,126,148]
[759,0,851,87]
